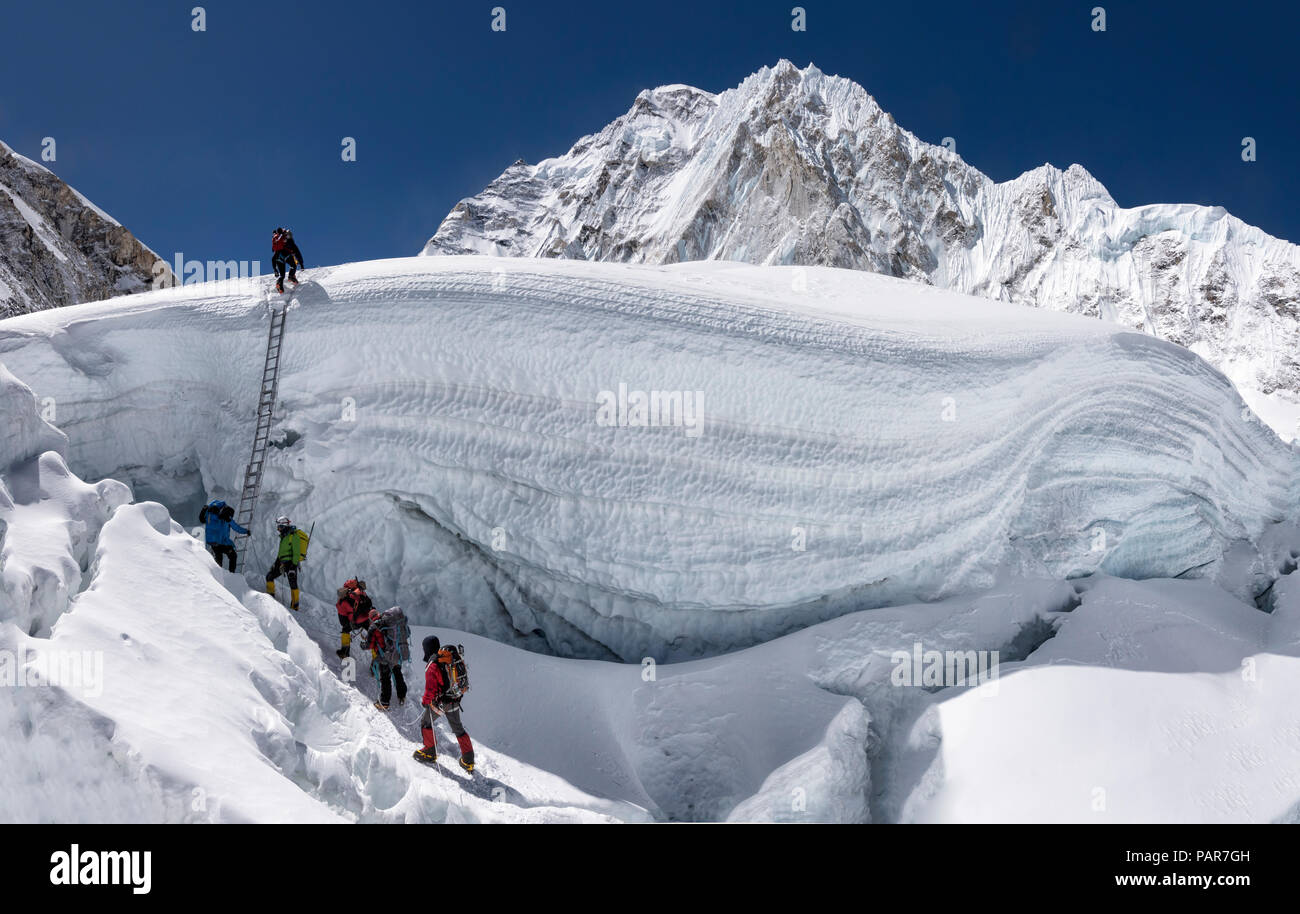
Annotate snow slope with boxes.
[0,256,1296,664]
[423,61,1300,441]
[373,569,1300,823]
[901,574,1300,824]
[400,576,1069,822]
[0,368,645,823]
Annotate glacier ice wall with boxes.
[0,257,1295,660]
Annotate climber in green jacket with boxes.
[266,515,310,610]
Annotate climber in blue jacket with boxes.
[200,499,249,571]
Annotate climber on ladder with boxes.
[271,227,304,294]
[266,515,310,611]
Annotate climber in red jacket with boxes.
[334,578,372,659]
[413,635,475,772]
[271,227,303,294]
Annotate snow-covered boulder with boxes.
[0,361,65,470]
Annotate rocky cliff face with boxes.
[423,61,1300,439]
[1,140,167,318]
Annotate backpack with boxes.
[198,500,224,524]
[272,230,288,252]
[437,645,469,702]
[282,527,310,560]
[376,608,411,666]
[353,590,372,618]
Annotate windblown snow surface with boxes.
[2,256,1300,822]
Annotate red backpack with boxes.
[272,229,289,252]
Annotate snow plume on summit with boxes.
[422,60,1300,441]
[1,256,1295,663]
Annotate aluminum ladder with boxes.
[233,300,288,570]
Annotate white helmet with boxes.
[275,515,291,527]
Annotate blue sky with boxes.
[1,0,1295,270]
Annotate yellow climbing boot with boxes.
[290,588,300,611]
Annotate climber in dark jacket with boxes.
[364,608,408,711]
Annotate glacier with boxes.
[0,256,1295,663]
[2,256,1300,823]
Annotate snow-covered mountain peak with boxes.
[734,59,882,117]
[632,82,718,115]
[422,62,1300,441]
[1059,162,1115,204]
